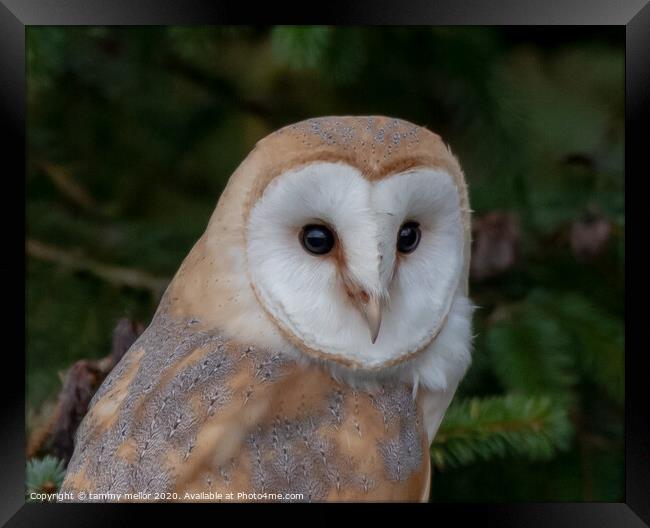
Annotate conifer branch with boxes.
[431,394,573,471]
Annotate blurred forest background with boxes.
[26,26,624,501]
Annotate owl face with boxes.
[246,161,465,370]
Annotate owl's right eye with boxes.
[300,224,335,255]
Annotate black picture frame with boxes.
[3,1,647,525]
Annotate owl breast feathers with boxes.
[61,116,473,502]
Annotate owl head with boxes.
[167,116,472,388]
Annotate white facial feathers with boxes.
[246,161,468,373]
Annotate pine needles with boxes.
[26,456,66,498]
[432,394,572,470]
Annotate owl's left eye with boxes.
[397,221,421,253]
[300,224,335,255]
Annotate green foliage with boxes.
[528,290,624,403]
[432,394,572,470]
[482,290,623,404]
[485,298,578,398]
[26,456,66,498]
[26,27,624,502]
[271,26,365,82]
[272,26,333,70]
[27,27,70,98]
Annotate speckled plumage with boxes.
[61,295,430,501]
[62,116,472,502]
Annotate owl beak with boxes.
[343,277,383,344]
[361,295,382,344]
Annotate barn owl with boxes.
[61,116,473,502]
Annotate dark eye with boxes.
[301,224,335,255]
[397,221,421,254]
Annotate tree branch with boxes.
[26,238,170,297]
[39,162,97,212]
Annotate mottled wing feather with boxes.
[61,310,430,502]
